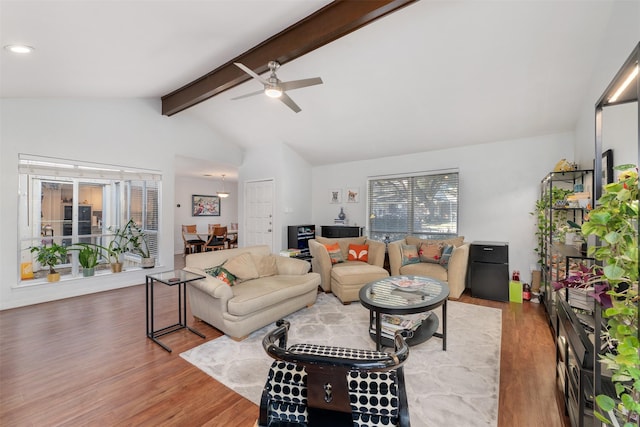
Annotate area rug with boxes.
[181,293,502,426]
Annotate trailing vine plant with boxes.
[581,165,638,426]
[531,186,573,268]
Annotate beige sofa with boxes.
[387,236,470,299]
[308,236,389,303]
[184,245,320,340]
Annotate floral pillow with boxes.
[401,244,420,265]
[204,263,237,286]
[347,244,369,262]
[324,243,345,264]
[418,242,443,263]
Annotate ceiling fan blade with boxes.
[280,77,323,92]
[234,62,268,85]
[279,93,301,113]
[230,89,265,100]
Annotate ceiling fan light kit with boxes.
[232,60,323,112]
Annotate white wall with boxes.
[238,142,312,252]
[311,132,575,283]
[574,1,639,167]
[0,98,242,309]
[174,176,239,254]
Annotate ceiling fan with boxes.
[231,61,323,113]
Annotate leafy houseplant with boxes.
[532,187,574,268]
[69,243,104,277]
[30,242,68,282]
[580,165,638,426]
[120,218,154,268]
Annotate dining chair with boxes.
[204,224,229,251]
[181,225,205,256]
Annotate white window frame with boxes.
[367,169,459,242]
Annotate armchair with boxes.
[387,236,469,299]
[308,236,389,303]
[258,319,410,427]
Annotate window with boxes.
[367,171,459,242]
[18,155,161,282]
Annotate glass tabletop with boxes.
[359,275,449,311]
[146,269,205,285]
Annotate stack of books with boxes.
[371,312,432,340]
[279,248,302,257]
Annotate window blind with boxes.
[367,171,459,242]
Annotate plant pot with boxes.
[141,257,155,269]
[82,267,95,277]
[47,272,60,282]
[110,262,123,273]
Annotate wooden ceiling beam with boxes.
[161,0,418,116]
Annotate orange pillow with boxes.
[347,244,369,262]
[324,243,344,264]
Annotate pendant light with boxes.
[217,174,230,198]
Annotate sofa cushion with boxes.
[324,243,345,264]
[331,262,389,286]
[399,262,448,282]
[405,235,465,248]
[347,244,369,262]
[418,242,442,263]
[401,244,420,266]
[227,276,318,317]
[224,252,260,282]
[252,253,278,277]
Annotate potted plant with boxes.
[106,224,131,273]
[30,242,68,282]
[580,165,638,426]
[122,219,154,268]
[531,187,574,267]
[69,243,105,277]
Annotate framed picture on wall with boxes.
[192,194,220,216]
[346,187,360,203]
[329,188,342,204]
[602,149,614,187]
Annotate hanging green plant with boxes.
[581,164,638,426]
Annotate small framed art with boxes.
[602,149,614,186]
[329,188,342,204]
[192,195,220,216]
[346,187,360,203]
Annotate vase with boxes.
[338,208,346,220]
[82,267,95,277]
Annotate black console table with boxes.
[321,225,363,238]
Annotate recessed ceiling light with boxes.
[4,44,34,54]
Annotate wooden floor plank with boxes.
[0,258,569,426]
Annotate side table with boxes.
[146,269,206,352]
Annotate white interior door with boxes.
[244,179,274,250]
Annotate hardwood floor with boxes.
[0,257,569,426]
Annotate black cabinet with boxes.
[287,225,315,256]
[468,241,509,301]
[321,225,362,238]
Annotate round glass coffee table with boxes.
[359,275,449,351]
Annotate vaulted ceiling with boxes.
[0,0,629,176]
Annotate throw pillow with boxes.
[439,245,454,269]
[252,253,278,277]
[324,243,345,264]
[401,244,420,265]
[224,252,260,282]
[204,263,237,286]
[347,244,369,262]
[419,242,443,263]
